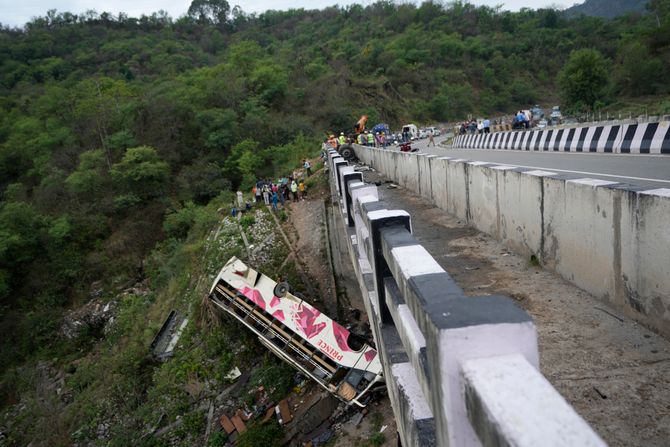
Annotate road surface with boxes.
[388,134,670,189]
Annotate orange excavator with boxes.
[354,115,368,134]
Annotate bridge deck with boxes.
[357,167,670,446]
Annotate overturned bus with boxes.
[208,257,384,407]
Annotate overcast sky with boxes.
[0,0,570,27]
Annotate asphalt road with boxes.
[393,134,670,190]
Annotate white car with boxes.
[426,126,441,136]
[418,129,428,139]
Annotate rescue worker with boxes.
[367,131,374,147]
[338,132,346,146]
[299,180,306,199]
[358,132,366,145]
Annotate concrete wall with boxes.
[351,145,670,338]
[327,150,604,447]
[453,120,670,154]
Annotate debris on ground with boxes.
[60,298,118,340]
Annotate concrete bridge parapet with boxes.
[326,149,605,447]
[454,120,670,154]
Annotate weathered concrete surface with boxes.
[367,172,670,446]
[354,145,670,338]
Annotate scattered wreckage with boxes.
[208,257,384,408]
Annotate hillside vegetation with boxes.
[1,0,670,445]
[564,0,650,19]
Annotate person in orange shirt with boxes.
[327,134,338,149]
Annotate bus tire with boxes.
[339,144,354,160]
[274,282,291,297]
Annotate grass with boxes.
[599,94,670,119]
[529,254,541,267]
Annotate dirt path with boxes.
[364,169,670,447]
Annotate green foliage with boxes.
[369,432,386,446]
[248,355,295,402]
[615,42,664,95]
[558,48,611,112]
[236,421,283,447]
[188,0,231,24]
[208,431,228,446]
[111,146,170,199]
[66,150,110,196]
[239,215,255,229]
[1,3,670,444]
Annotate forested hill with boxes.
[1,0,670,408]
[564,0,650,19]
[1,1,670,444]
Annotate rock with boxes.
[60,298,118,340]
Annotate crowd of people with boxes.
[230,159,312,217]
[326,130,388,149]
[458,118,491,135]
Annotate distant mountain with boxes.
[564,0,649,19]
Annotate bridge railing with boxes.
[453,120,670,154]
[326,149,605,447]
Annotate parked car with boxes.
[418,128,428,139]
[531,105,544,120]
[550,106,562,124]
[426,126,441,136]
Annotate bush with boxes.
[236,422,283,447]
[240,215,255,229]
[208,431,228,447]
[163,203,197,239]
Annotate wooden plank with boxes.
[278,399,293,424]
[219,414,235,434]
[231,414,246,433]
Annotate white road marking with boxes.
[501,163,670,185]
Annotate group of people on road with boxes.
[356,130,388,149]
[459,118,491,135]
[326,130,389,150]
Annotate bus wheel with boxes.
[274,282,291,297]
[340,144,354,160]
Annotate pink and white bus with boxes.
[208,257,384,407]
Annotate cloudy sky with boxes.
[0,0,569,27]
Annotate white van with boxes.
[402,124,418,141]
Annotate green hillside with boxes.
[564,0,649,19]
[1,0,670,444]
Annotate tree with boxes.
[111,146,170,200]
[65,149,110,196]
[615,42,664,95]
[187,0,230,24]
[557,49,610,112]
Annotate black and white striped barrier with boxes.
[326,149,604,447]
[453,121,670,153]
